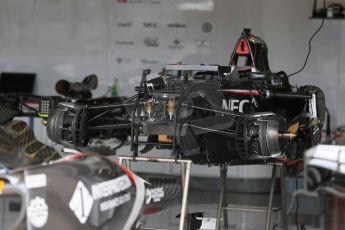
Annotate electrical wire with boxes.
[88,102,135,110]
[183,104,240,117]
[288,0,326,77]
[295,166,300,230]
[185,124,236,136]
[287,194,296,215]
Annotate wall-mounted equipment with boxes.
[312,0,345,19]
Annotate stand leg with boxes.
[222,166,229,229]
[279,165,287,230]
[265,164,277,230]
[216,163,228,230]
[179,162,191,230]
[117,157,192,230]
[181,163,186,188]
[118,158,129,169]
[122,159,130,169]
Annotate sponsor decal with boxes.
[169,39,184,49]
[117,22,132,28]
[141,59,159,65]
[100,192,131,211]
[146,187,164,204]
[115,40,135,45]
[144,38,159,47]
[202,22,212,33]
[69,175,132,223]
[91,175,132,200]
[25,174,47,189]
[167,23,187,28]
[222,98,257,113]
[143,22,158,28]
[27,197,48,228]
[69,181,94,224]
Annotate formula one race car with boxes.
[45,29,325,165]
[0,119,182,230]
[0,152,146,230]
[129,29,325,165]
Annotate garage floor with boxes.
[0,180,324,230]
[143,191,323,230]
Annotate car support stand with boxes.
[215,162,288,230]
[118,156,192,230]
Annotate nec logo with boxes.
[222,98,256,113]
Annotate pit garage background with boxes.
[0,1,342,229]
[0,0,342,178]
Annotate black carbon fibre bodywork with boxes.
[1,154,143,230]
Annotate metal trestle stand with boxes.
[118,156,192,230]
[215,162,288,230]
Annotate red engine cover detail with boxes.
[236,39,250,55]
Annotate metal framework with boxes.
[215,162,288,230]
[117,156,192,230]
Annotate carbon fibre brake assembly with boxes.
[45,75,132,149]
[47,98,131,149]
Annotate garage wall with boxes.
[0,0,344,177]
[0,0,343,127]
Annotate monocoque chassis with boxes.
[45,29,325,166]
[128,64,324,165]
[46,64,325,165]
